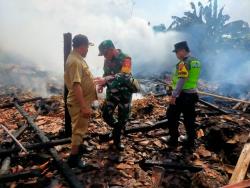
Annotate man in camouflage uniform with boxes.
[95,40,133,151]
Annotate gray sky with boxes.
[0,0,249,76]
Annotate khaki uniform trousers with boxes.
[67,104,90,146]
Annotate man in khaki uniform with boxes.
[64,34,97,168]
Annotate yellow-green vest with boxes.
[172,57,201,89]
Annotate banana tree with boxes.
[167,0,250,50]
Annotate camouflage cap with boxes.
[98,40,115,56]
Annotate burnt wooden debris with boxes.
[0,169,42,182]
[229,134,250,184]
[1,82,250,187]
[0,97,42,109]
[139,159,203,173]
[198,98,230,115]
[0,94,84,188]
[12,95,84,188]
[99,119,168,142]
[0,138,71,156]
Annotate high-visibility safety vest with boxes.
[172,57,201,90]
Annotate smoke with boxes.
[179,22,250,97]
[0,0,185,76]
[202,49,250,97]
[0,0,249,97]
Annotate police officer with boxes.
[64,34,97,168]
[166,41,201,149]
[95,40,133,151]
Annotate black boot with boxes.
[67,153,86,169]
[114,142,125,151]
[162,136,178,149]
[112,127,124,151]
[182,139,195,150]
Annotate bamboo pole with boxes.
[1,124,28,154]
[198,91,250,105]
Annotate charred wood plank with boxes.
[0,124,28,176]
[0,169,41,182]
[0,138,71,156]
[12,124,28,139]
[0,157,11,175]
[99,119,168,142]
[198,91,250,105]
[0,97,42,109]
[139,159,203,173]
[13,101,84,188]
[197,111,221,116]
[153,93,230,115]
[64,33,72,137]
[229,134,250,184]
[126,119,168,134]
[198,99,230,114]
[222,179,250,188]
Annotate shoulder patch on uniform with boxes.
[178,61,188,78]
[121,57,132,74]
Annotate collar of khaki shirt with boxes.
[72,49,84,60]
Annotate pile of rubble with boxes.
[0,84,250,188]
[0,63,63,97]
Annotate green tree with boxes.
[167,0,250,50]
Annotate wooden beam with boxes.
[139,159,203,172]
[151,79,250,104]
[229,134,250,184]
[222,179,250,188]
[63,33,72,137]
[198,99,230,114]
[0,138,71,156]
[198,91,250,105]
[99,119,168,142]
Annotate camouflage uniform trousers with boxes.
[102,87,132,144]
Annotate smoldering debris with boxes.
[0,63,63,97]
[0,84,250,187]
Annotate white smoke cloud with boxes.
[0,0,185,77]
[0,0,249,88]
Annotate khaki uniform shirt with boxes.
[64,50,97,106]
